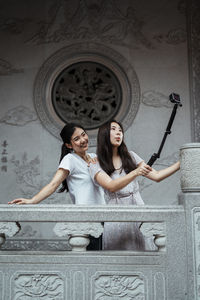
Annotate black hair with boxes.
[58,122,85,193]
[97,120,136,175]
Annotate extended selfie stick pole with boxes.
[147,93,182,167]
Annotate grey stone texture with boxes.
[0,0,200,298]
[0,205,187,300]
[1,143,200,299]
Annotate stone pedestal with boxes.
[180,143,200,192]
[180,143,200,300]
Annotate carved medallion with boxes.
[33,43,140,145]
[52,61,122,129]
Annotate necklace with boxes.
[115,166,122,170]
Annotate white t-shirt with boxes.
[58,153,105,205]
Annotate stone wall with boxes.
[0,0,199,248]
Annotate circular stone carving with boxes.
[51,61,122,129]
[33,43,140,145]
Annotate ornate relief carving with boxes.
[54,222,104,251]
[33,43,140,144]
[10,153,56,199]
[1,0,152,49]
[13,273,64,299]
[153,28,186,44]
[188,0,200,142]
[140,222,165,238]
[0,106,37,126]
[0,59,23,76]
[0,222,20,237]
[54,222,104,238]
[10,153,41,193]
[142,91,171,108]
[52,61,122,129]
[180,144,200,191]
[140,222,166,252]
[94,273,145,299]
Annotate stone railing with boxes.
[0,205,182,252]
[0,143,200,299]
[0,204,187,300]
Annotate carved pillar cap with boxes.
[180,143,200,192]
[53,222,104,238]
[0,222,21,237]
[140,222,165,237]
[140,222,166,252]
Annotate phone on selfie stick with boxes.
[147,93,182,167]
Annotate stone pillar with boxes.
[53,222,104,252]
[179,143,200,300]
[180,143,200,192]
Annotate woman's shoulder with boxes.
[129,150,144,164]
[61,153,74,161]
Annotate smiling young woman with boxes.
[8,123,106,250]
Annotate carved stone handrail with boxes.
[0,205,184,222]
[0,205,184,252]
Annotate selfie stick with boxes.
[147,93,182,167]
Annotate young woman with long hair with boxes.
[9,123,105,206]
[89,120,180,250]
[8,123,106,250]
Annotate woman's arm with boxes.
[94,163,152,193]
[145,161,180,182]
[8,168,69,205]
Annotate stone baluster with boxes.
[53,222,104,252]
[140,222,166,252]
[0,222,21,248]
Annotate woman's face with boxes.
[110,122,123,147]
[66,127,89,154]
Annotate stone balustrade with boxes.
[0,204,187,299]
[0,143,199,299]
[0,204,183,255]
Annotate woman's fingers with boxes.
[136,164,152,176]
[8,198,29,205]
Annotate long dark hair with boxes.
[97,120,137,175]
[58,122,85,192]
